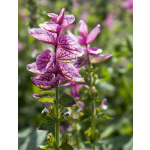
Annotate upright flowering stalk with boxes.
[68,20,113,149]
[27,8,84,149]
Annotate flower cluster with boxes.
[27,8,84,90]
[64,20,113,100]
[68,20,113,68]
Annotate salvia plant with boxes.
[27,8,113,150]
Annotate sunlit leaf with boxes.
[101,114,113,119]
[32,91,55,103]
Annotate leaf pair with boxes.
[33,91,77,107]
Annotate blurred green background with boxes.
[18,0,133,150]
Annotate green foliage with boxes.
[58,94,77,107]
[60,135,73,150]
[84,127,101,143]
[100,114,113,119]
[39,116,58,130]
[33,91,56,103]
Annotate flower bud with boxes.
[85,90,90,97]
[95,130,101,141]
[79,112,84,118]
[91,86,96,94]
[96,108,99,114]
[94,74,98,80]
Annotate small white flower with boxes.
[102,104,108,110]
[41,107,48,114]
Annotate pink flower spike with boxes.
[47,13,58,23]
[79,20,88,39]
[61,14,75,32]
[39,22,62,33]
[45,52,56,71]
[57,74,70,87]
[57,8,65,24]
[78,101,84,110]
[86,24,101,44]
[31,73,55,90]
[70,86,81,99]
[57,34,84,62]
[70,84,84,99]
[85,46,102,55]
[29,28,57,46]
[36,50,52,74]
[90,53,113,64]
[30,73,68,90]
[63,82,75,87]
[27,62,43,75]
[73,57,88,68]
[100,99,107,110]
[56,47,78,62]
[67,30,86,45]
[56,62,84,82]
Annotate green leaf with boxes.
[101,114,113,119]
[47,133,59,149]
[95,78,109,85]
[84,141,90,144]
[38,116,57,130]
[62,145,74,150]
[85,68,97,73]
[33,91,55,103]
[38,144,53,149]
[59,134,69,147]
[58,94,77,107]
[59,135,73,150]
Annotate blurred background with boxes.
[18,0,133,150]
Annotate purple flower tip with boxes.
[100,99,108,110]
[45,102,50,110]
[78,101,84,110]
[72,117,77,120]
[64,113,69,119]
[38,127,45,130]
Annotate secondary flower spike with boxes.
[68,20,101,45]
[68,20,113,65]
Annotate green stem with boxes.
[92,100,96,150]
[55,87,59,146]
[54,33,60,147]
[86,46,96,150]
